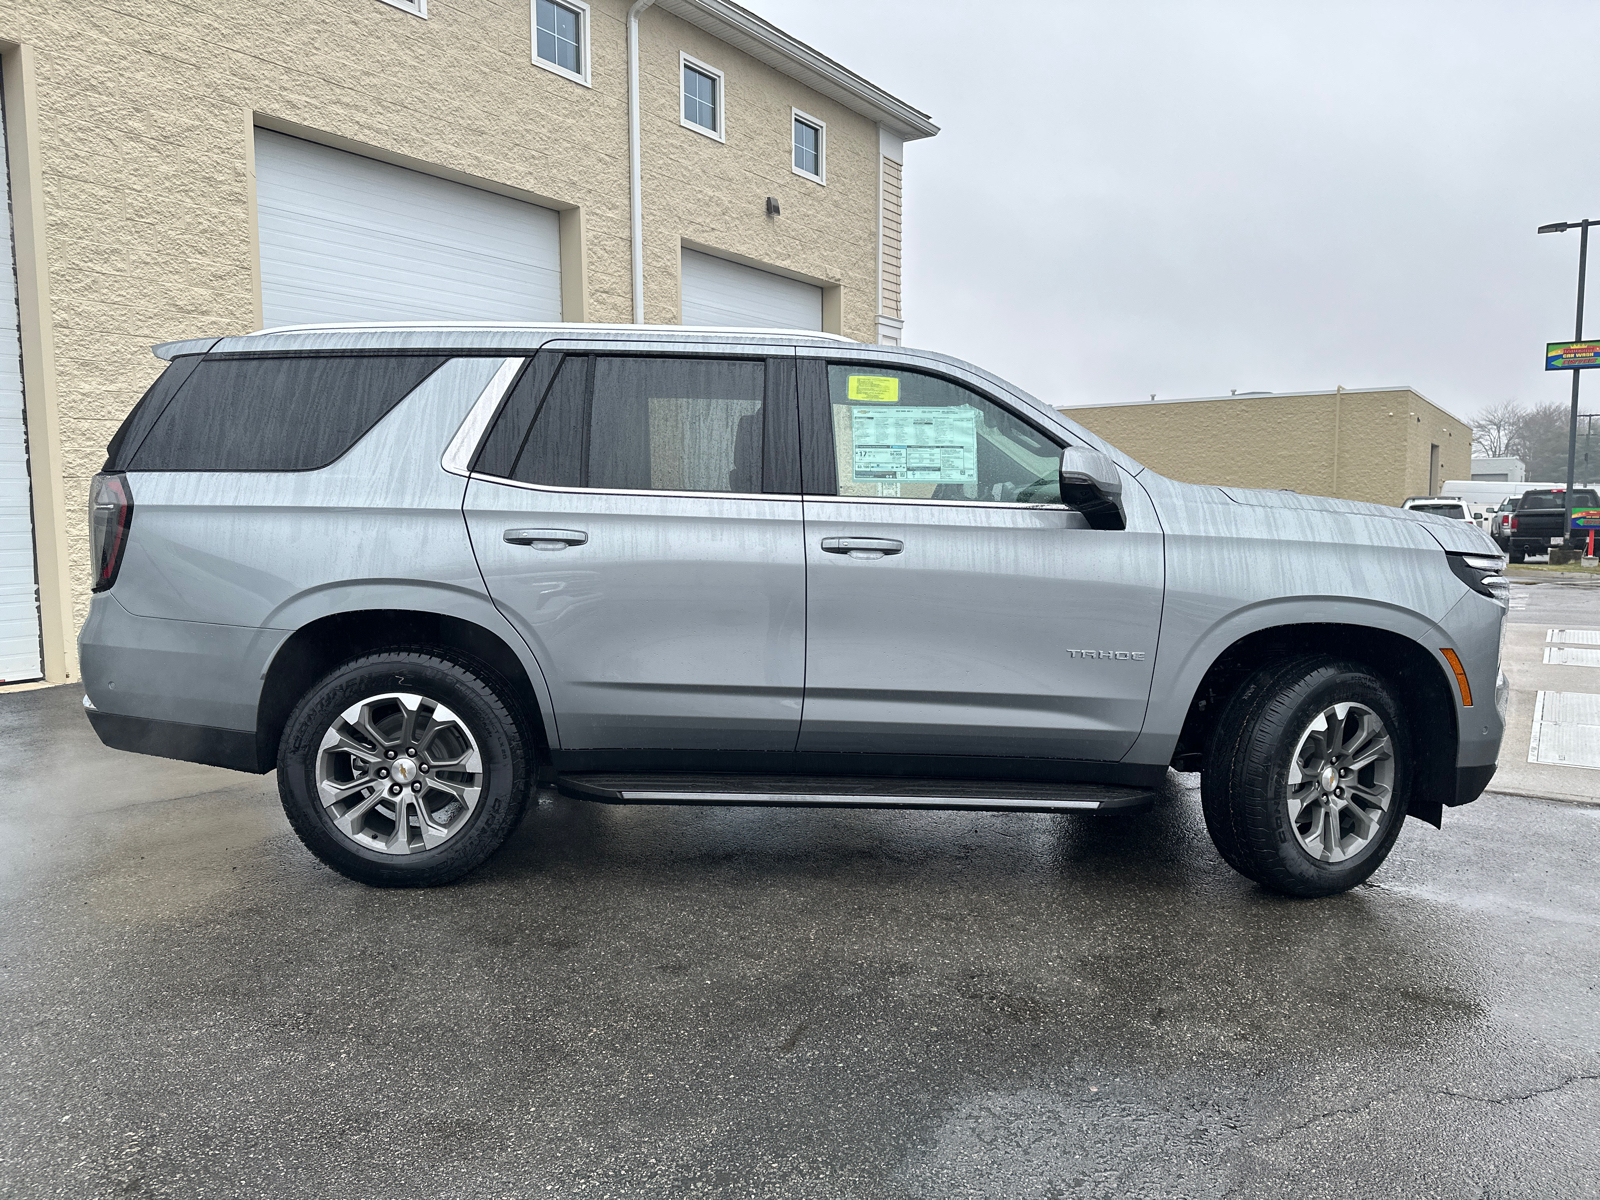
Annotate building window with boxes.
[681,55,724,141]
[792,109,825,183]
[378,0,427,16]
[533,0,590,86]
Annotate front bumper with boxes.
[1455,762,1497,806]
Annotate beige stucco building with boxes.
[0,0,936,684]
[1061,387,1472,508]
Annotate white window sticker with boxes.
[851,406,978,484]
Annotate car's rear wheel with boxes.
[1202,656,1409,897]
[277,650,530,887]
[1507,543,1526,563]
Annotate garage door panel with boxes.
[255,130,563,327]
[0,61,41,683]
[681,248,822,331]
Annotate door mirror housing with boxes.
[1059,447,1126,530]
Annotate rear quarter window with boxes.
[123,354,448,472]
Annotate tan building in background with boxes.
[0,0,936,685]
[1061,387,1471,508]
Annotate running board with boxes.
[554,773,1157,812]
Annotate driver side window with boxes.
[820,364,1061,504]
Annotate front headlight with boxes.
[1447,552,1509,606]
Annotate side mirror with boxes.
[1059,446,1126,530]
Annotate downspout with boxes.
[1332,383,1343,497]
[628,0,656,324]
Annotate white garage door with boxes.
[0,65,42,684]
[681,249,822,330]
[255,130,563,328]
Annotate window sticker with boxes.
[850,406,978,484]
[847,375,900,403]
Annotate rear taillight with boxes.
[89,472,133,592]
[1509,516,1518,531]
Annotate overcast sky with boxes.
[755,0,1600,421]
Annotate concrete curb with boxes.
[1481,787,1600,810]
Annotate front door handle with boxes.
[821,536,903,559]
[504,528,588,550]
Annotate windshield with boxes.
[1520,489,1600,509]
[1411,503,1467,519]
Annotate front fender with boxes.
[1124,594,1458,766]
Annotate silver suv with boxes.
[81,324,1508,896]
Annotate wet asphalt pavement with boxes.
[4,589,1600,1198]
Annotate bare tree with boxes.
[1506,402,1572,481]
[1472,398,1525,458]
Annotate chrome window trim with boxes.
[801,493,1071,513]
[441,357,526,478]
[464,471,1067,512]
[466,472,795,503]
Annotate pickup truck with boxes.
[1496,487,1600,561]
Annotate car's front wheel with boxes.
[277,650,530,887]
[1202,656,1409,897]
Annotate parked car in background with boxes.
[1488,497,1520,543]
[1440,481,1565,532]
[1495,487,1600,561]
[1402,497,1475,524]
[79,324,1507,899]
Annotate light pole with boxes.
[1538,219,1597,545]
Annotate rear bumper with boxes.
[83,697,266,773]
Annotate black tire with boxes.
[1507,544,1526,564]
[277,649,530,887]
[1201,656,1410,897]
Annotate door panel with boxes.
[796,359,1164,760]
[467,483,805,750]
[465,351,805,752]
[798,498,1163,758]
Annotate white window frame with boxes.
[378,0,427,16]
[791,107,826,185]
[680,53,726,143]
[531,0,591,87]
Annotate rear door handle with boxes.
[821,536,903,559]
[504,528,587,550]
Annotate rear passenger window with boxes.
[104,355,205,471]
[125,354,448,471]
[590,358,764,493]
[477,355,774,495]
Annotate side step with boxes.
[554,773,1157,812]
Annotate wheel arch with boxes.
[1169,622,1459,828]
[256,608,554,775]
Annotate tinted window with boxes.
[590,358,764,492]
[126,355,447,471]
[477,355,771,495]
[508,355,588,489]
[1520,489,1600,508]
[104,355,204,471]
[1411,503,1466,518]
[472,353,572,481]
[819,365,1061,503]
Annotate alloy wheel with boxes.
[315,692,484,855]
[1285,701,1395,863]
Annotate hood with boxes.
[1220,486,1499,555]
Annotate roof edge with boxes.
[1058,385,1433,411]
[657,0,938,140]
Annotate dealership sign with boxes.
[1546,340,1600,370]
